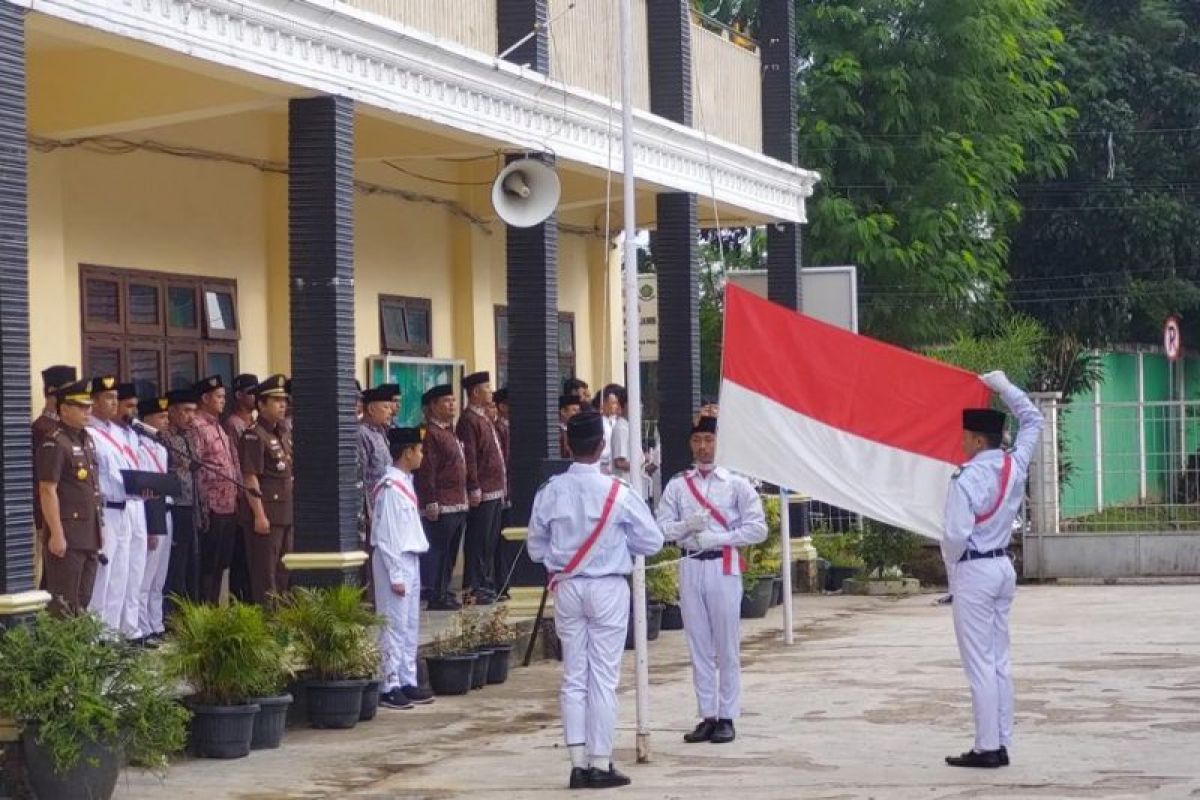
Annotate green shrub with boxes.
[646,546,681,605]
[859,523,920,578]
[0,613,188,774]
[811,528,865,569]
[742,494,782,592]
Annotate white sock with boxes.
[568,745,587,769]
[590,755,611,772]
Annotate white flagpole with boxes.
[619,0,651,764]
[779,488,795,645]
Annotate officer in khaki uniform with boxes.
[36,379,103,616]
[33,365,78,588]
[239,374,294,605]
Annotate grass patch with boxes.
[1061,504,1200,533]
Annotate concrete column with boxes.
[760,0,802,310]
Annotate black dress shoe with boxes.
[683,718,717,743]
[999,746,1010,766]
[710,718,736,744]
[586,766,631,789]
[569,767,589,789]
[401,685,435,705]
[427,599,460,611]
[945,749,1003,768]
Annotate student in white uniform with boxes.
[942,370,1044,768]
[87,376,139,634]
[371,426,436,711]
[657,414,766,745]
[116,383,148,640]
[136,396,173,645]
[527,410,664,791]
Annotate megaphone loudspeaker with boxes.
[492,158,561,228]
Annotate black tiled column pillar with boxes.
[0,4,34,612]
[648,0,701,478]
[498,1,557,525]
[287,96,361,586]
[760,0,803,310]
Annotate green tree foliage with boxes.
[1009,0,1200,347]
[923,315,1048,386]
[797,0,1075,345]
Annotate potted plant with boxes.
[480,604,518,685]
[276,586,382,729]
[764,496,785,607]
[424,615,477,696]
[349,634,383,722]
[166,599,287,758]
[812,529,865,591]
[0,613,187,800]
[741,510,781,619]
[647,546,682,630]
[459,606,493,691]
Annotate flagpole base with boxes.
[636,732,650,764]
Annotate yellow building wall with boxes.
[25,132,622,409]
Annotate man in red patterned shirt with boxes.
[190,375,242,604]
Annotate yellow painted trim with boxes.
[502,527,528,542]
[281,551,369,570]
[0,718,18,743]
[0,590,52,616]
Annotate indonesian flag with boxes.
[716,285,990,540]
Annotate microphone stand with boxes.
[133,424,263,499]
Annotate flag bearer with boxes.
[657,415,766,745]
[942,370,1044,768]
[371,426,436,710]
[527,410,663,791]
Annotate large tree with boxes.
[794,0,1075,345]
[1008,0,1200,347]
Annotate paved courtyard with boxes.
[116,584,1200,799]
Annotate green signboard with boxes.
[366,355,464,427]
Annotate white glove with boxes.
[694,529,728,552]
[685,511,710,533]
[980,371,1013,393]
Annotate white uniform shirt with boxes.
[657,466,768,551]
[527,462,663,576]
[371,467,430,585]
[88,418,136,503]
[942,385,1045,566]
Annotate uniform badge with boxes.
[276,461,286,471]
[76,467,89,480]
[951,467,964,480]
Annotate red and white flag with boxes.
[716,285,990,540]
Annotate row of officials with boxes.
[32,364,597,640]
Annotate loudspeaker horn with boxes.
[491,158,561,228]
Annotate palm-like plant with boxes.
[165,600,288,706]
[275,586,382,681]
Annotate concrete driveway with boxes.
[116,584,1200,799]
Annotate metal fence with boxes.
[1056,399,1200,533]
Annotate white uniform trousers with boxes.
[951,557,1016,752]
[138,513,173,638]
[554,575,629,759]
[679,558,744,719]
[89,505,135,632]
[373,551,421,692]
[122,501,148,639]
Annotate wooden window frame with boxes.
[80,265,239,391]
[379,294,433,357]
[494,305,577,388]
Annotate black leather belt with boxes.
[104,501,126,510]
[681,549,724,561]
[959,548,1007,562]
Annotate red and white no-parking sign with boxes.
[1164,316,1182,361]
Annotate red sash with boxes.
[93,424,137,469]
[683,472,746,575]
[138,441,164,473]
[548,479,622,592]
[373,477,420,509]
[973,453,1013,525]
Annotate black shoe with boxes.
[379,689,413,710]
[497,590,512,601]
[401,685,435,705]
[999,746,1010,766]
[427,599,460,611]
[945,749,1003,768]
[585,766,631,789]
[569,767,589,790]
[683,718,717,743]
[710,719,735,744]
[471,590,495,606]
